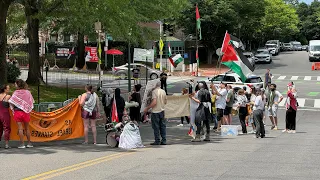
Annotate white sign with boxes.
[133,48,154,63]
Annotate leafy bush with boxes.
[7,63,21,83]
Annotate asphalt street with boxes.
[2,51,320,180]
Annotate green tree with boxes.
[0,0,15,85]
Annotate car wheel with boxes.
[119,73,127,80]
[150,73,158,80]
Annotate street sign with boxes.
[216,48,222,56]
[133,48,154,63]
[159,38,164,51]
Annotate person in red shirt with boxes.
[284,82,297,133]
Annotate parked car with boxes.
[283,43,293,51]
[254,49,272,64]
[290,41,302,51]
[308,40,320,62]
[266,40,280,55]
[113,63,161,80]
[207,72,264,93]
[243,52,256,69]
[302,45,308,51]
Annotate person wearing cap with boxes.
[211,82,228,131]
[267,84,283,130]
[283,82,297,133]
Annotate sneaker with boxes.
[282,129,288,133]
[271,125,275,130]
[160,142,167,145]
[5,145,11,149]
[93,142,97,145]
[274,126,278,130]
[26,144,33,148]
[150,142,160,145]
[18,145,26,149]
[248,130,255,134]
[291,130,296,134]
[82,142,88,145]
[177,124,184,127]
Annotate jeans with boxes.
[212,114,217,128]
[254,109,265,137]
[151,111,166,143]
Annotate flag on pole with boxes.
[196,5,202,40]
[221,32,254,81]
[169,54,184,68]
[98,40,102,65]
[111,97,119,123]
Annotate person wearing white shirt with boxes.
[254,89,267,138]
[210,83,228,131]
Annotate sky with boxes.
[301,0,314,4]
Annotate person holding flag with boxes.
[111,88,126,123]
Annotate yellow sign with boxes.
[10,99,84,142]
[156,63,160,69]
[159,38,164,51]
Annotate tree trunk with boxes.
[0,0,13,85]
[77,31,85,68]
[25,0,43,85]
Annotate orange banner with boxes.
[10,99,84,142]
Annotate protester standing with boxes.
[129,84,142,122]
[102,88,113,123]
[211,83,228,131]
[160,70,168,95]
[190,83,212,142]
[144,80,167,145]
[224,85,234,125]
[253,89,266,138]
[237,89,248,134]
[265,69,272,89]
[0,84,11,149]
[248,87,257,134]
[79,85,100,145]
[9,79,34,148]
[267,84,283,130]
[178,88,190,126]
[211,93,218,129]
[284,82,297,133]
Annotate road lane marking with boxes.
[37,152,135,180]
[304,76,312,81]
[314,99,320,108]
[278,76,286,80]
[290,76,299,80]
[22,152,130,180]
[317,76,320,81]
[297,98,306,107]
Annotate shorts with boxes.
[216,108,224,121]
[14,111,30,123]
[268,105,278,117]
[223,106,232,115]
[81,110,97,119]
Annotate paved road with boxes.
[2,51,320,180]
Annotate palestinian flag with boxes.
[111,97,119,123]
[169,54,184,68]
[221,32,254,81]
[196,5,202,40]
[188,124,196,138]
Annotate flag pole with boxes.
[196,3,199,77]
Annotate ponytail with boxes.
[85,84,94,94]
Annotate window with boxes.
[224,76,236,82]
[245,77,263,83]
[64,34,71,42]
[211,75,224,82]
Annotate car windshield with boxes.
[244,54,252,58]
[266,44,276,48]
[211,75,224,82]
[256,50,268,54]
[310,46,320,51]
[245,77,263,83]
[284,43,290,46]
[292,42,301,45]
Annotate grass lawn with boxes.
[28,85,84,103]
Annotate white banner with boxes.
[133,48,154,63]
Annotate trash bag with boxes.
[119,122,144,149]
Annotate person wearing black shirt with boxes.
[132,67,140,85]
[160,70,168,95]
[129,84,142,122]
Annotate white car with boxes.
[254,49,272,64]
[265,44,278,55]
[113,63,161,80]
[207,72,264,92]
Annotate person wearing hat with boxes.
[47,104,57,112]
[283,82,297,133]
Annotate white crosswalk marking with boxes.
[278,76,286,80]
[297,98,306,107]
[314,99,320,108]
[291,76,299,80]
[317,76,320,81]
[304,76,312,81]
[271,76,274,79]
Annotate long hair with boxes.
[0,84,8,93]
[15,79,27,90]
[85,84,94,94]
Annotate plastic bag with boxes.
[119,122,144,149]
